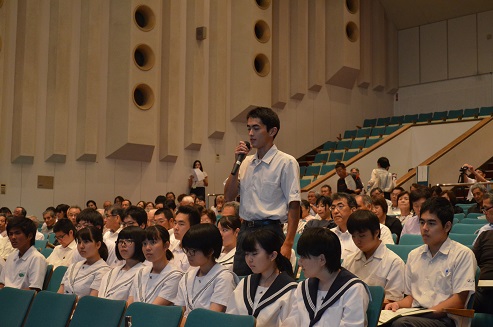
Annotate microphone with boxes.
[231,141,251,175]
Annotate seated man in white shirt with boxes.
[41,208,57,235]
[384,197,477,327]
[473,192,493,245]
[0,217,47,291]
[329,193,358,260]
[103,206,123,244]
[0,213,7,238]
[170,205,201,272]
[344,210,404,305]
[47,218,77,268]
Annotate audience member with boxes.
[47,219,77,268]
[384,197,476,327]
[304,196,336,230]
[440,190,464,214]
[114,196,124,206]
[307,190,318,216]
[86,200,97,209]
[320,184,332,198]
[189,160,208,199]
[201,209,216,224]
[429,185,443,198]
[121,199,132,210]
[41,209,57,234]
[55,204,69,220]
[388,187,404,215]
[355,194,373,211]
[344,210,404,304]
[128,225,183,305]
[329,193,358,259]
[102,201,112,211]
[227,229,296,325]
[136,201,146,209]
[13,206,27,218]
[122,206,148,229]
[372,196,402,243]
[473,192,493,244]
[103,206,123,244]
[67,205,82,226]
[170,205,201,272]
[467,183,486,214]
[0,213,6,237]
[472,229,493,314]
[368,157,395,199]
[400,188,431,237]
[283,228,368,326]
[370,187,392,208]
[145,202,155,212]
[396,191,413,226]
[335,163,362,194]
[211,195,225,216]
[217,214,240,271]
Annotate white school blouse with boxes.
[130,263,184,304]
[226,272,297,326]
[61,258,110,297]
[174,263,239,317]
[98,262,144,300]
[217,247,236,271]
[0,246,47,290]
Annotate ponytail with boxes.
[166,249,174,261]
[275,254,294,278]
[99,241,109,261]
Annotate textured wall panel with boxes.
[448,14,477,79]
[271,0,289,109]
[385,17,398,94]
[230,0,272,122]
[398,27,420,86]
[478,10,493,74]
[420,21,448,83]
[289,0,308,99]
[371,0,385,91]
[357,0,371,88]
[308,0,325,92]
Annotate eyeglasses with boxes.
[117,239,134,246]
[122,221,138,228]
[482,206,493,213]
[55,233,67,241]
[330,204,347,211]
[105,214,117,218]
[183,248,197,256]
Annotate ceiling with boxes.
[379,0,493,30]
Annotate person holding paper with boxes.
[188,160,208,199]
[383,197,477,327]
[335,162,363,194]
[368,157,395,199]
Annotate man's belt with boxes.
[242,219,281,228]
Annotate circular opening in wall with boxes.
[253,54,270,77]
[132,84,155,110]
[134,5,156,31]
[346,22,359,42]
[133,44,155,71]
[255,0,271,10]
[345,0,359,14]
[254,20,271,43]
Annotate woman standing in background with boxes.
[189,160,208,199]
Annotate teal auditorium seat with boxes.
[305,165,321,176]
[472,313,493,327]
[350,138,366,149]
[451,224,480,234]
[329,152,343,162]
[322,141,337,151]
[399,234,423,245]
[390,115,404,125]
[460,218,487,225]
[24,291,76,327]
[35,239,48,250]
[363,118,377,128]
[41,247,53,259]
[314,152,328,163]
[300,179,311,189]
[463,108,479,119]
[46,266,68,292]
[432,111,448,121]
[467,213,484,219]
[344,129,357,139]
[299,166,306,176]
[417,112,433,123]
[447,109,463,120]
[0,287,36,327]
[479,106,493,117]
[367,286,385,327]
[376,117,390,126]
[70,296,126,327]
[122,302,183,327]
[185,308,256,327]
[356,127,372,138]
[384,125,401,135]
[320,164,335,175]
[403,114,418,124]
[370,126,385,137]
[448,233,476,246]
[43,264,53,290]
[365,138,382,148]
[343,150,359,161]
[454,213,465,222]
[336,139,352,150]
[386,244,419,263]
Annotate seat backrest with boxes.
[41,247,54,259]
[43,264,54,290]
[35,239,48,250]
[466,213,484,219]
[367,286,385,327]
[386,244,419,263]
[320,164,335,175]
[460,218,487,225]
[389,116,403,125]
[449,233,477,246]
[185,308,255,327]
[24,291,76,327]
[70,296,126,327]
[398,234,423,245]
[451,224,481,234]
[46,266,68,292]
[0,287,36,327]
[122,302,183,327]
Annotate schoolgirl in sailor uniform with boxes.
[128,225,183,305]
[98,227,146,300]
[216,214,241,271]
[58,226,111,297]
[226,229,297,326]
[174,224,239,324]
[282,227,369,327]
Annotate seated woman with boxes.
[217,214,241,271]
[396,191,413,226]
[441,190,464,214]
[372,196,403,243]
[174,224,239,323]
[343,210,404,305]
[200,209,216,225]
[282,227,369,327]
[58,226,110,297]
[226,229,297,326]
[284,200,312,234]
[304,196,336,230]
[98,227,146,300]
[128,225,183,305]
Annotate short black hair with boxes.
[371,196,388,214]
[107,206,124,219]
[420,197,454,229]
[114,196,124,204]
[115,226,146,262]
[176,205,201,226]
[335,162,346,170]
[76,208,104,228]
[15,206,27,217]
[155,195,166,206]
[410,188,431,205]
[55,204,70,218]
[377,157,390,169]
[155,208,174,220]
[53,218,76,235]
[316,195,332,207]
[246,107,280,139]
[393,186,405,193]
[182,224,222,259]
[347,210,381,238]
[218,214,241,231]
[332,192,357,208]
[164,199,176,211]
[124,206,148,227]
[297,228,341,273]
[7,217,37,246]
[86,200,97,208]
[76,226,108,261]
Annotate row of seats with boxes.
[0,285,383,327]
[362,106,493,128]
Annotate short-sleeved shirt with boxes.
[0,246,47,289]
[47,240,77,268]
[174,263,239,317]
[405,238,476,309]
[98,263,144,300]
[343,242,405,302]
[61,258,110,297]
[400,215,421,237]
[130,263,183,304]
[330,226,360,260]
[238,145,301,222]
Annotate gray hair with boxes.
[223,201,240,219]
[471,183,487,193]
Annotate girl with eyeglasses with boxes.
[226,229,297,326]
[98,227,146,300]
[127,225,183,305]
[174,224,239,324]
[58,226,110,297]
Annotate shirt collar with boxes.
[253,144,278,165]
[67,239,77,250]
[18,245,36,260]
[355,241,385,262]
[421,237,452,257]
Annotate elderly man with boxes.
[467,183,486,215]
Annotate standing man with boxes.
[335,163,362,194]
[224,107,300,276]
